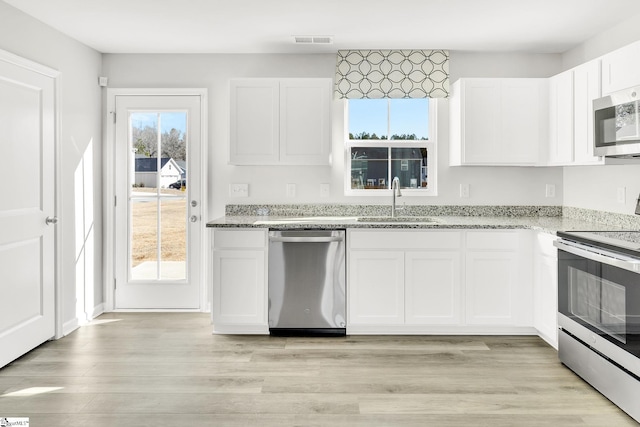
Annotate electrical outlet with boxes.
[286,183,296,198]
[229,183,248,198]
[320,183,330,198]
[460,183,470,198]
[545,184,555,198]
[617,187,626,204]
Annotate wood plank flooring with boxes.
[0,312,637,426]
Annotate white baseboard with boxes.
[62,318,80,336]
[91,303,105,319]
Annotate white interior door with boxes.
[0,51,57,368]
[114,94,203,309]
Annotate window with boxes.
[345,98,437,196]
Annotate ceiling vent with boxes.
[293,35,333,45]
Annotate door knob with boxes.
[46,216,58,225]
[190,215,198,223]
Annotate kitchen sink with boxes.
[356,216,441,223]
[253,216,358,225]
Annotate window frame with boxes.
[344,98,438,197]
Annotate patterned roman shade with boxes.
[334,49,449,99]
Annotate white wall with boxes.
[0,3,103,329]
[103,52,563,219]
[561,13,640,215]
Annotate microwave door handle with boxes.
[554,240,640,273]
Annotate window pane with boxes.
[131,198,158,280]
[160,198,186,280]
[391,148,428,189]
[389,99,429,140]
[349,99,388,140]
[351,147,389,189]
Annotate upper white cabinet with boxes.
[230,78,332,165]
[449,78,548,166]
[545,60,604,166]
[573,61,603,165]
[601,40,640,96]
[547,70,574,165]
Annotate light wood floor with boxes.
[0,313,637,426]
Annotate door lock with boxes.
[191,200,198,207]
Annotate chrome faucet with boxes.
[391,176,402,217]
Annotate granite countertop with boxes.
[205,214,618,234]
[206,204,640,234]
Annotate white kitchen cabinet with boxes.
[547,69,574,165]
[405,251,461,325]
[533,232,558,348]
[348,250,405,325]
[464,230,533,327]
[573,60,604,165]
[449,78,548,166]
[229,78,332,165]
[601,40,640,96]
[212,229,268,333]
[348,230,463,331]
[545,61,603,166]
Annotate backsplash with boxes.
[226,204,563,217]
[563,206,640,229]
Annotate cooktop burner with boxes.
[557,230,640,257]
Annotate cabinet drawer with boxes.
[349,230,461,250]
[213,229,266,249]
[466,230,519,250]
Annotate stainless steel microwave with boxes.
[594,85,640,157]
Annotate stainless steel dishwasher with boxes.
[268,229,346,336]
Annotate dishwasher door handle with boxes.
[269,236,344,243]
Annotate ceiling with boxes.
[4,0,640,54]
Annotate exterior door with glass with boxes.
[114,94,203,309]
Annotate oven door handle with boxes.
[554,240,640,273]
[269,236,343,243]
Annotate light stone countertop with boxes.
[205,214,621,235]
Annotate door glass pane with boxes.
[130,198,158,281]
[129,111,187,281]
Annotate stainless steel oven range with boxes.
[555,231,640,422]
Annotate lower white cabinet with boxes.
[349,251,405,325]
[211,229,268,333]
[348,230,463,332]
[464,230,531,326]
[533,232,558,348]
[348,229,534,334]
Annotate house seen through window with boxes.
[346,98,436,195]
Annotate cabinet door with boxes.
[573,60,604,165]
[601,41,640,95]
[279,79,332,165]
[501,79,545,164]
[405,251,461,325]
[465,251,518,325]
[229,79,279,165]
[460,79,501,164]
[534,233,558,347]
[349,251,404,325]
[548,70,574,165]
[212,250,266,325]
